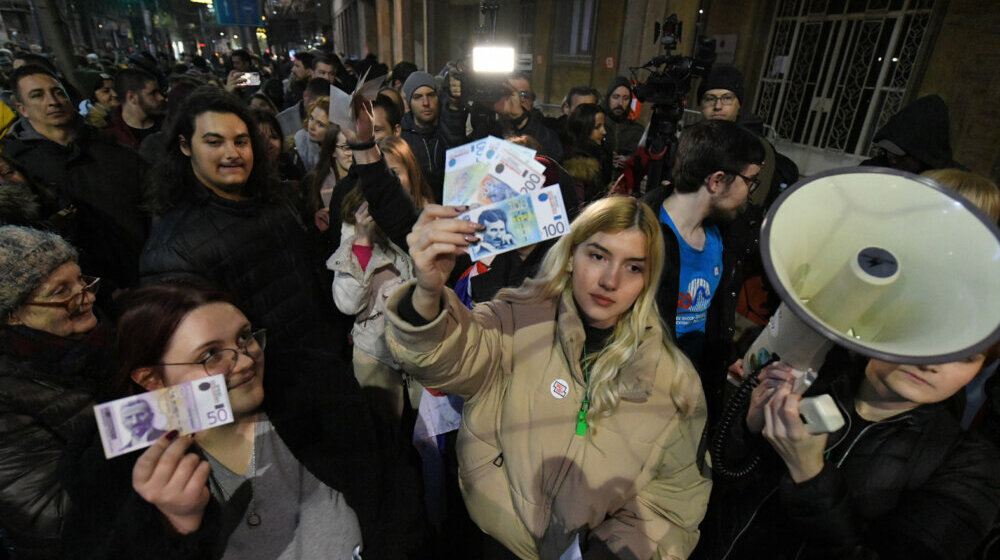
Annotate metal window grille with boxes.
[754,0,936,158]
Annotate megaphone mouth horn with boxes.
[760,166,1000,365]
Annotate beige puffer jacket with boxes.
[386,281,711,559]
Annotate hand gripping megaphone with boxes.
[712,168,1000,478]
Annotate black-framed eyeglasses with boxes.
[701,93,738,107]
[158,329,267,376]
[336,144,352,151]
[25,275,100,314]
[736,172,760,195]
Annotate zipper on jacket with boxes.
[492,453,504,467]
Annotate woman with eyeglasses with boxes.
[0,226,110,558]
[66,279,397,559]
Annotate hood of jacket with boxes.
[603,76,633,124]
[873,94,954,169]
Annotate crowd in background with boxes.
[0,39,998,560]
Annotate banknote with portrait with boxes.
[94,374,234,459]
[443,137,547,206]
[459,185,570,261]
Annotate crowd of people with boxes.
[0,41,998,560]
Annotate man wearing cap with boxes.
[697,65,800,340]
[399,70,467,202]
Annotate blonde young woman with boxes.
[385,196,711,559]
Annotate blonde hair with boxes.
[923,169,1000,224]
[497,196,697,419]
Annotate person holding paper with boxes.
[386,196,711,559]
[66,280,407,558]
[0,226,110,559]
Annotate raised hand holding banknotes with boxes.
[407,204,485,320]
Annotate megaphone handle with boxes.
[710,354,782,480]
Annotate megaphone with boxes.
[742,167,1000,433]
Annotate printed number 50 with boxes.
[207,409,229,425]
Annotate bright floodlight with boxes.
[472,46,516,73]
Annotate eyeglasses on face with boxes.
[25,275,100,314]
[736,172,761,195]
[157,329,267,376]
[701,93,737,107]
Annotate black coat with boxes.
[139,184,346,356]
[400,105,467,203]
[1,119,149,295]
[0,322,113,559]
[64,348,409,560]
[697,360,1000,560]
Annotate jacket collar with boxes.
[400,111,437,135]
[553,289,660,402]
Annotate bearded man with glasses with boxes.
[643,120,765,423]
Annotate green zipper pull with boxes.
[576,398,590,436]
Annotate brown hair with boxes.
[114,280,242,396]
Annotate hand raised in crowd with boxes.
[406,204,484,320]
[314,208,330,233]
[342,96,375,144]
[493,82,525,121]
[745,361,798,434]
[761,383,828,483]
[354,202,374,246]
[225,70,249,92]
[132,430,211,535]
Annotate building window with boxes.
[755,0,937,157]
[553,0,596,62]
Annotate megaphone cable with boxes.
[710,354,780,480]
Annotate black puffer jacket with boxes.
[139,184,345,356]
[697,360,1000,560]
[0,322,113,559]
[1,119,149,295]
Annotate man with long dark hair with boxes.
[139,87,347,358]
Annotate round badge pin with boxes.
[550,379,569,399]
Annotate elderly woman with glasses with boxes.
[64,280,408,559]
[0,226,110,559]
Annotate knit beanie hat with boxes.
[402,71,436,104]
[0,226,77,319]
[697,65,745,103]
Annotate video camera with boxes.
[630,14,716,187]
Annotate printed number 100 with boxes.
[542,222,566,237]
